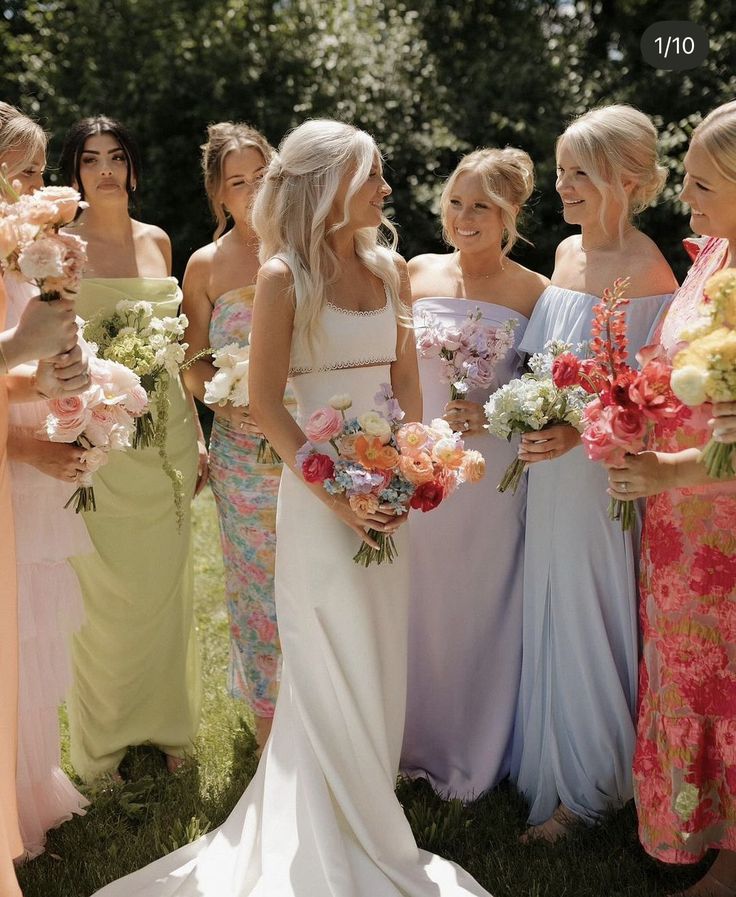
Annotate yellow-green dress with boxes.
[68,277,201,781]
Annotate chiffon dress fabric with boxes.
[634,237,736,862]
[90,264,492,897]
[68,277,201,782]
[0,276,23,897]
[402,297,527,801]
[208,285,295,717]
[4,272,89,858]
[511,285,670,824]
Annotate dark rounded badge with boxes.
[641,21,709,71]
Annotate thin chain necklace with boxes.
[455,254,503,280]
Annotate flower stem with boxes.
[352,531,398,566]
[497,458,527,494]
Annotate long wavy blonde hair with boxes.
[692,100,736,183]
[251,119,401,355]
[0,102,46,176]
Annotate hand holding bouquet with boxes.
[297,384,485,565]
[44,357,149,512]
[671,268,736,477]
[0,172,87,301]
[484,340,590,494]
[203,342,280,464]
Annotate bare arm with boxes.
[390,257,422,424]
[607,446,735,499]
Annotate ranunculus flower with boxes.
[396,422,429,457]
[410,479,444,512]
[552,352,581,388]
[329,393,352,411]
[348,493,380,518]
[304,407,343,443]
[301,452,335,483]
[461,449,486,483]
[398,451,435,485]
[358,410,392,444]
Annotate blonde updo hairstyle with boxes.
[691,100,736,183]
[0,101,46,177]
[252,119,401,355]
[440,147,535,259]
[557,104,666,241]
[201,121,275,240]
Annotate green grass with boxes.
[17,488,707,897]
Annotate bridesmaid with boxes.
[512,104,677,841]
[0,103,89,857]
[605,101,736,897]
[401,148,547,799]
[182,122,293,752]
[60,115,205,781]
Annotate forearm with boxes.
[664,447,736,488]
[7,429,37,463]
[390,366,422,424]
[182,358,218,406]
[5,367,45,403]
[0,327,35,370]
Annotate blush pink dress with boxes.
[0,276,23,897]
[4,273,89,858]
[635,237,736,862]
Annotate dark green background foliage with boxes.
[1,0,734,281]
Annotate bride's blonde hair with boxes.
[252,119,401,353]
[0,102,46,176]
[557,104,666,242]
[692,100,736,183]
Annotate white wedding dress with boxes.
[92,273,492,897]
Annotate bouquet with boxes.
[44,357,149,512]
[203,342,280,464]
[415,306,517,400]
[297,383,485,565]
[83,299,199,529]
[0,172,86,301]
[552,278,685,530]
[484,340,590,494]
[671,268,736,477]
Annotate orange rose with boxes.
[348,493,380,518]
[461,449,486,483]
[398,451,435,485]
[355,435,400,471]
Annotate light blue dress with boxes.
[402,298,527,800]
[511,285,670,824]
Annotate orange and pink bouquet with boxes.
[297,383,485,565]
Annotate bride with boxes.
[92,120,492,896]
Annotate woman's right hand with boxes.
[26,440,87,482]
[214,402,264,437]
[13,296,79,362]
[327,494,407,548]
[711,402,736,444]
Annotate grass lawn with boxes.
[16,488,705,897]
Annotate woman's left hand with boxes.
[606,451,678,500]
[194,439,209,496]
[710,402,736,444]
[444,400,486,437]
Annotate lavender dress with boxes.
[401,297,527,800]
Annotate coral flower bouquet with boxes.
[297,384,485,566]
[203,342,280,464]
[83,299,199,528]
[550,278,685,530]
[415,305,517,400]
[44,357,149,512]
[671,267,736,478]
[0,171,87,301]
[483,339,590,494]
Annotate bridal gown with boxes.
[92,274,492,897]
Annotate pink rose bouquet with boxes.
[415,306,518,400]
[297,383,485,565]
[44,357,149,512]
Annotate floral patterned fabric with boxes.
[208,286,295,717]
[635,237,736,862]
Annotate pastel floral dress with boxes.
[635,237,736,862]
[208,286,295,718]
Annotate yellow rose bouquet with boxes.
[671,268,736,478]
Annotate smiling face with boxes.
[555,140,606,227]
[444,170,505,254]
[76,132,133,205]
[0,145,45,195]
[330,152,391,232]
[681,139,736,242]
[218,145,268,225]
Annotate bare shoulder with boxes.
[135,220,171,251]
[183,243,216,299]
[507,261,550,296]
[256,257,295,306]
[625,232,678,297]
[391,250,409,278]
[407,252,449,276]
[554,235,580,262]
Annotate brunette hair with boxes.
[59,115,142,203]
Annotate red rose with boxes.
[410,480,444,513]
[301,452,335,484]
[551,352,581,388]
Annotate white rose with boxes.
[358,410,392,444]
[671,365,708,406]
[204,370,234,406]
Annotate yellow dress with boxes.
[0,277,23,895]
[68,277,201,781]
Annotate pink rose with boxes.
[304,406,343,443]
[301,452,335,483]
[398,451,435,485]
[46,394,91,443]
[36,186,83,225]
[580,407,619,463]
[608,405,647,450]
